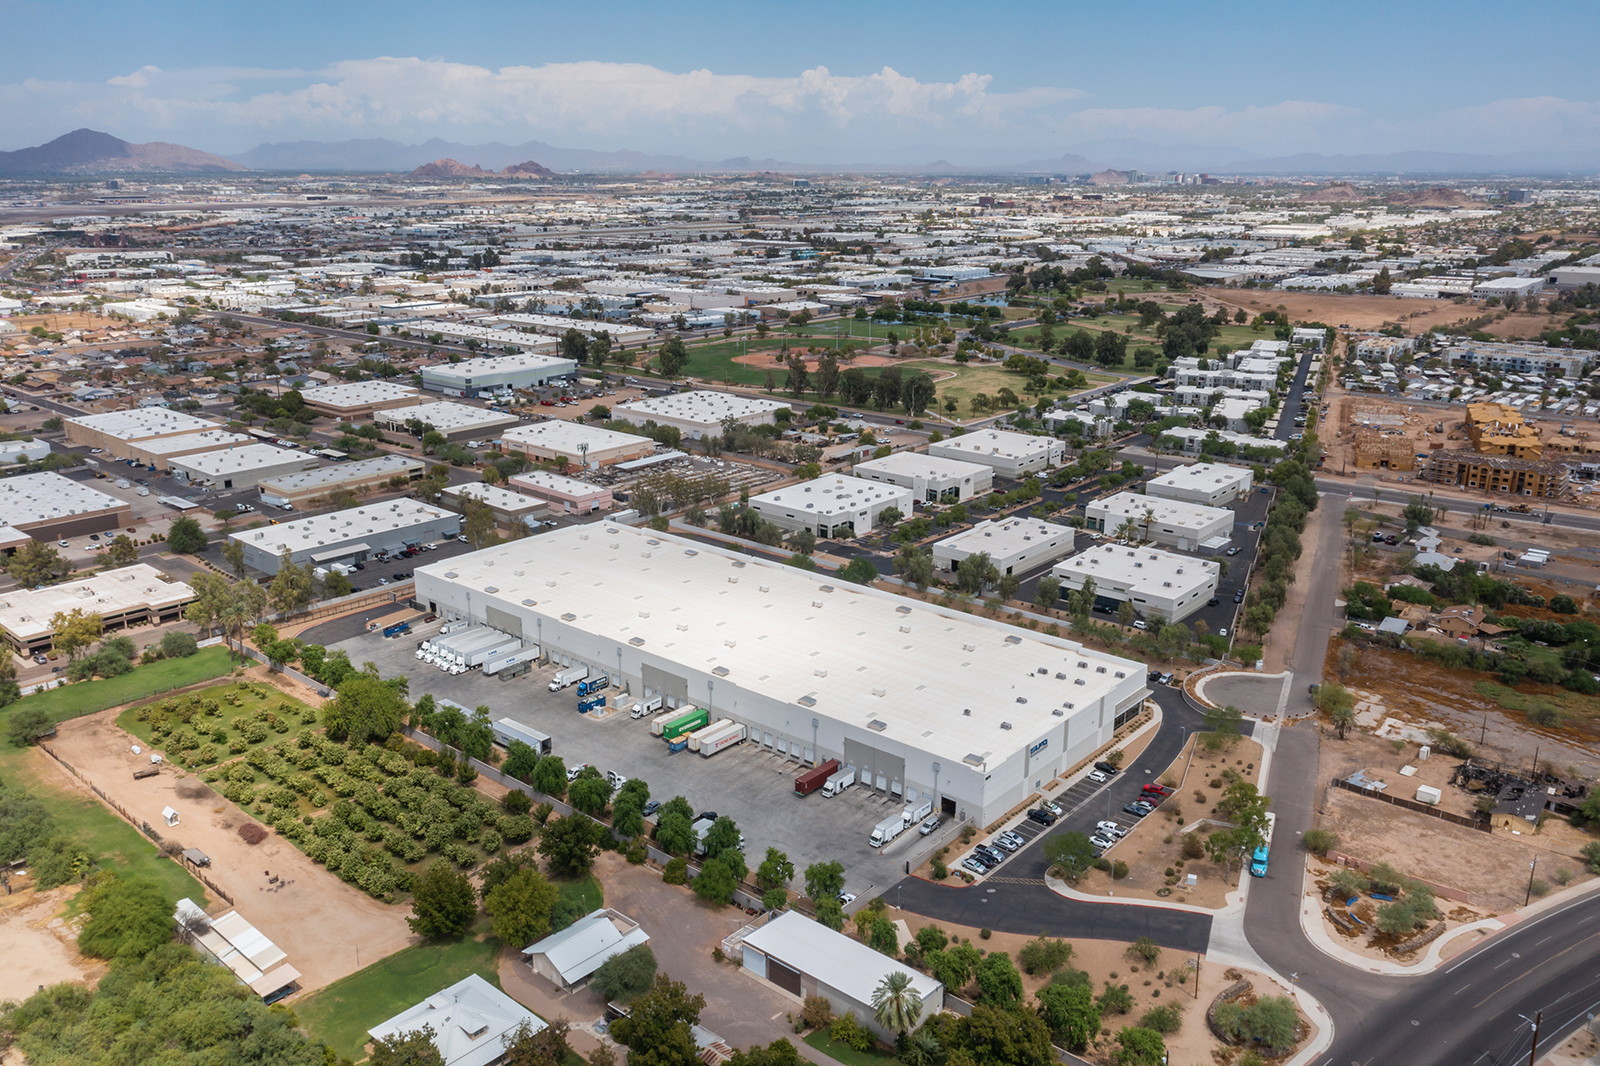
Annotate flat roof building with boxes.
[0,564,195,653]
[507,470,614,514]
[64,409,222,456]
[500,421,655,469]
[851,452,993,503]
[256,455,425,509]
[168,444,319,490]
[931,517,1077,575]
[0,471,131,539]
[1086,492,1233,552]
[927,428,1064,479]
[1146,463,1254,508]
[749,474,913,539]
[1052,543,1219,623]
[230,500,460,575]
[127,429,253,471]
[611,390,791,440]
[741,911,943,1043]
[374,401,523,443]
[444,483,550,526]
[298,381,421,419]
[416,524,1148,825]
[420,352,577,397]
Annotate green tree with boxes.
[895,545,934,590]
[502,741,540,782]
[1037,982,1100,1052]
[50,608,104,661]
[1114,1026,1167,1066]
[321,672,407,743]
[165,516,208,554]
[483,867,560,947]
[693,858,738,905]
[1316,682,1358,738]
[657,337,690,378]
[534,755,569,798]
[539,814,599,877]
[1213,996,1298,1049]
[839,557,878,584]
[1042,831,1097,881]
[370,1027,444,1066]
[1034,576,1061,610]
[956,551,999,596]
[7,705,54,747]
[503,1017,573,1066]
[568,767,614,815]
[107,534,139,568]
[1203,703,1244,748]
[407,860,477,939]
[77,875,176,960]
[757,847,794,893]
[656,809,695,856]
[804,860,846,902]
[269,555,315,617]
[871,971,924,1037]
[8,539,73,587]
[160,630,198,658]
[976,951,1024,1007]
[609,973,706,1066]
[958,1003,1054,1066]
[591,943,659,1002]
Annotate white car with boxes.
[1097,821,1127,838]
[1087,770,1109,784]
[566,763,588,782]
[1090,834,1116,851]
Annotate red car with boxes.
[1142,784,1174,798]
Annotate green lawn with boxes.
[804,1030,902,1066]
[906,360,1116,420]
[14,646,236,724]
[295,928,503,1062]
[549,873,604,931]
[116,678,320,772]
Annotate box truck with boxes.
[821,765,857,797]
[492,718,552,756]
[902,798,934,826]
[629,695,664,719]
[577,673,610,697]
[697,721,747,757]
[549,665,589,691]
[795,759,841,796]
[689,816,717,856]
[870,812,907,848]
[654,706,708,741]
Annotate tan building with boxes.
[1424,452,1568,497]
[128,429,253,471]
[499,421,655,469]
[1351,428,1417,471]
[255,455,425,509]
[1465,403,1543,460]
[0,564,195,654]
[64,409,223,458]
[298,381,421,420]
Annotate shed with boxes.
[521,908,648,990]
[182,847,211,867]
[1415,785,1443,805]
[162,806,180,827]
[1376,617,1411,637]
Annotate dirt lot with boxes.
[889,909,1315,1066]
[1076,736,1264,909]
[1307,857,1497,965]
[46,706,417,995]
[0,884,106,1002]
[1208,290,1568,339]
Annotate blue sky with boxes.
[2,0,1597,164]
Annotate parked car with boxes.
[1093,762,1119,777]
[642,799,662,817]
[1027,808,1058,825]
[999,830,1025,848]
[1097,821,1126,838]
[976,844,1005,865]
[1042,799,1064,815]
[1123,803,1152,818]
[963,857,990,875]
[1090,834,1115,851]
[1087,770,1109,784]
[919,815,942,836]
[990,835,1019,853]
[838,891,858,905]
[1234,589,1246,603]
[695,811,718,823]
[566,763,589,782]
[1226,546,1242,556]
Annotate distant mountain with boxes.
[0,128,244,176]
[502,159,554,178]
[235,136,711,174]
[408,157,553,179]
[1297,182,1364,202]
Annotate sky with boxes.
[2,0,1598,166]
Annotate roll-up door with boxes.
[768,957,801,995]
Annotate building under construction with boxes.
[1423,451,1569,497]
[1352,427,1419,471]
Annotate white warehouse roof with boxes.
[297,380,419,408]
[750,474,908,519]
[231,501,457,557]
[742,911,941,1008]
[0,471,125,527]
[614,390,791,427]
[378,401,522,434]
[64,408,221,441]
[851,451,992,482]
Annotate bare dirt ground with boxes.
[1076,736,1264,909]
[1541,1024,1600,1066]
[888,909,1315,1066]
[731,349,905,370]
[46,707,417,995]
[0,884,106,1002]
[1208,290,1568,340]
[1306,858,1497,965]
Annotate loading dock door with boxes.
[768,957,802,996]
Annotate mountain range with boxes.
[0,128,244,176]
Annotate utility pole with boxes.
[1525,857,1539,907]
[1527,1010,1542,1066]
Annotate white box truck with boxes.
[549,665,589,691]
[870,812,907,848]
[821,765,857,797]
[689,816,717,857]
[629,694,664,719]
[902,798,934,826]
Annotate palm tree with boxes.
[901,1027,941,1066]
[1141,506,1156,543]
[871,971,923,1038]
[1113,517,1140,545]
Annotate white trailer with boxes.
[491,718,553,756]
[697,721,748,757]
[465,634,521,668]
[629,694,665,719]
[685,718,736,753]
[483,645,540,676]
[549,664,589,691]
[902,798,934,826]
[822,765,857,797]
[870,812,907,848]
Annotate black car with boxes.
[696,811,718,823]
[1123,803,1153,818]
[1234,589,1245,603]
[1208,597,1220,607]
[352,562,365,570]
[1027,808,1058,825]
[1094,761,1120,776]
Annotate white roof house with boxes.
[521,908,649,990]
[367,973,542,1066]
[1086,492,1233,552]
[741,912,943,1042]
[1146,463,1254,507]
[927,429,1064,478]
[749,474,913,539]
[931,517,1077,575]
[1051,543,1220,624]
[613,390,792,439]
[851,452,993,503]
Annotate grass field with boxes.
[0,702,209,911]
[295,926,503,1061]
[14,646,236,724]
[907,360,1117,419]
[804,1029,903,1066]
[678,319,904,387]
[550,873,604,931]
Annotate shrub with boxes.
[1139,1004,1184,1035]
[503,790,532,815]
[829,1012,873,1053]
[1213,996,1298,1050]
[662,857,689,885]
[802,994,834,1030]
[1180,833,1205,860]
[1112,860,1129,880]
[1096,983,1134,1014]
[1019,936,1074,975]
[979,927,992,940]
[1127,937,1160,965]
[1303,828,1338,856]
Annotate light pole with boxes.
[1525,857,1539,906]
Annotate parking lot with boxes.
[327,624,964,900]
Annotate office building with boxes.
[507,471,615,514]
[374,401,522,443]
[851,452,993,503]
[1051,543,1220,623]
[298,381,421,419]
[611,390,791,440]
[1085,492,1233,552]
[168,444,319,490]
[1145,463,1254,507]
[931,517,1076,575]
[256,455,425,509]
[420,352,577,397]
[0,564,195,654]
[927,429,1064,479]
[749,475,912,539]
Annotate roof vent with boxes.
[812,600,824,609]
[1055,672,1067,680]
[814,667,827,678]
[1115,671,1126,678]
[868,719,887,732]
[798,695,817,707]
[1096,666,1107,673]
[545,579,556,587]
[639,610,650,618]
[898,624,911,634]
[1074,678,1086,686]
[1077,661,1088,669]
[1000,721,1012,729]
[728,575,738,584]
[676,622,689,631]
[724,639,737,648]
[962,708,971,717]
[1036,667,1048,675]
[871,687,886,698]
[629,636,645,646]
[758,584,769,592]
[1005,635,1021,644]
[962,642,976,652]
[713,665,730,677]
[1052,708,1065,717]
[444,571,458,579]
[483,585,498,594]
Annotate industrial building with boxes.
[521,908,649,991]
[414,523,1149,826]
[368,974,541,1066]
[927,428,1064,478]
[298,380,421,419]
[128,429,252,471]
[749,474,912,539]
[0,564,195,654]
[64,409,223,457]
[1086,492,1233,552]
[851,452,993,503]
[420,352,577,397]
[1145,463,1253,507]
[256,455,425,509]
[1051,543,1219,623]
[0,440,51,465]
[230,501,460,575]
[374,401,523,443]
[741,912,943,1043]
[931,517,1076,575]
[499,421,655,469]
[0,471,131,540]
[168,444,319,490]
[507,470,614,514]
[443,483,550,526]
[611,390,791,440]
[486,312,654,347]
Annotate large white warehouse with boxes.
[749,475,912,539]
[1085,492,1233,552]
[927,429,1064,479]
[611,390,791,440]
[414,524,1148,826]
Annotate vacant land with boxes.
[905,358,1114,420]
[16,646,235,723]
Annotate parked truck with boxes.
[686,718,735,754]
[870,812,907,848]
[821,764,857,798]
[483,645,540,677]
[629,695,664,719]
[577,673,610,697]
[902,798,934,826]
[689,816,717,856]
[548,665,590,691]
[697,721,747,758]
[795,759,841,796]
[491,718,552,757]
[653,706,708,741]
